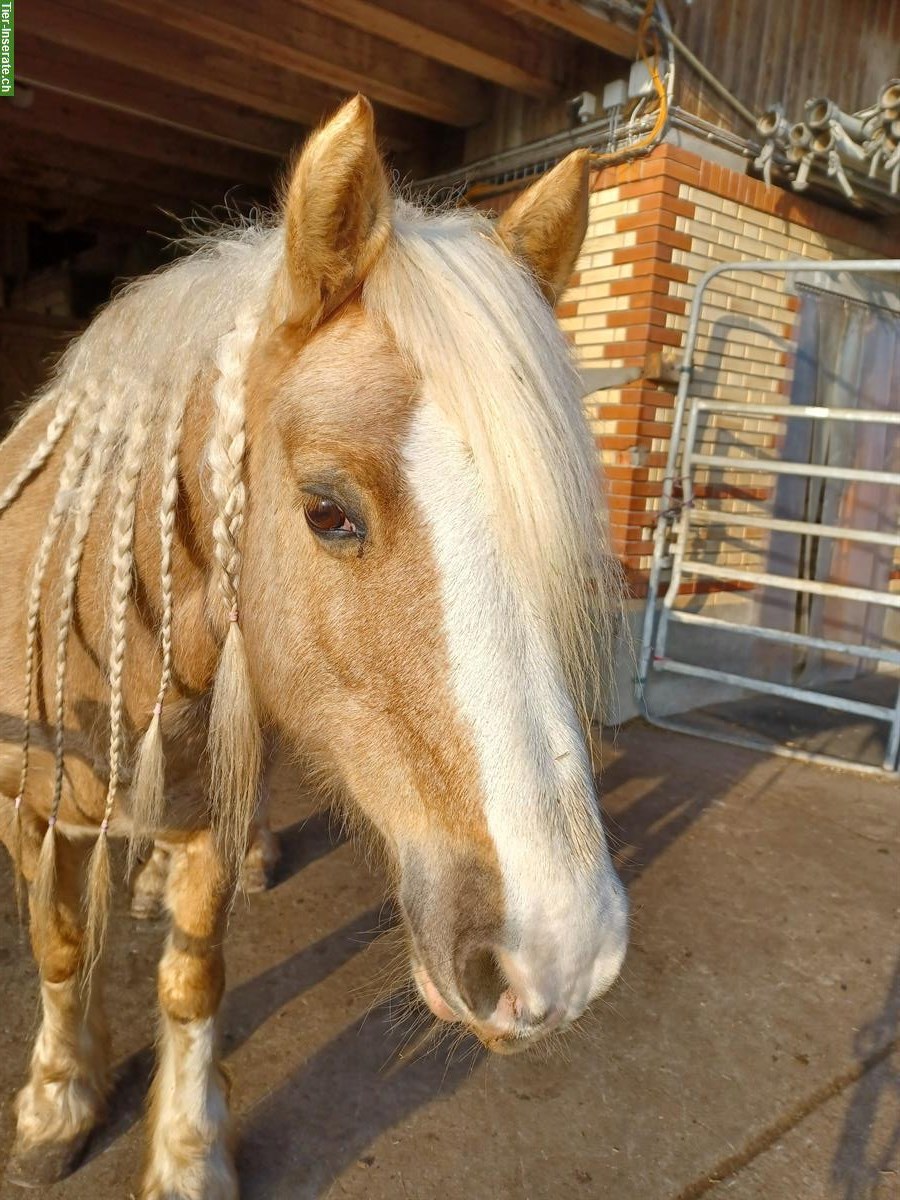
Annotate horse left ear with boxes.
[495,149,590,305]
[282,95,392,329]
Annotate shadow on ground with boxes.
[831,953,900,1200]
[0,721,896,1200]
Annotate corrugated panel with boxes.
[668,0,899,128]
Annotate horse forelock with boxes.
[365,202,621,727]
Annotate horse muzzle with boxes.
[408,896,628,1053]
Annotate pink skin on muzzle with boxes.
[413,960,565,1044]
[413,962,456,1022]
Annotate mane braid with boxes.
[49,388,125,819]
[15,386,96,801]
[27,380,108,940]
[0,387,78,515]
[83,406,149,983]
[128,386,188,876]
[206,309,263,881]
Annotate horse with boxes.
[0,96,627,1199]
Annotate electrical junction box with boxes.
[628,60,654,98]
[602,79,629,109]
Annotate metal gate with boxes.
[638,259,900,777]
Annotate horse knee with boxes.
[157,832,229,1025]
[27,830,88,980]
[158,934,225,1023]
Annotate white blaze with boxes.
[404,400,627,1023]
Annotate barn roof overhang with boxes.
[4,0,641,235]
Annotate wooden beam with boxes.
[107,0,488,128]
[2,127,258,215]
[295,0,565,97]
[17,33,302,159]
[6,87,279,188]
[501,0,637,60]
[21,0,435,151]
[0,179,163,232]
[0,167,200,233]
[0,311,86,333]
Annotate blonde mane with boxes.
[367,202,621,724]
[2,197,619,977]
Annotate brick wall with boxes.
[555,143,899,598]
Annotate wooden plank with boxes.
[5,87,279,188]
[501,0,637,60]
[21,0,435,151]
[666,0,893,127]
[107,0,488,127]
[2,127,255,215]
[0,310,86,333]
[0,176,187,233]
[16,33,302,159]
[295,0,564,97]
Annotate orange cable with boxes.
[466,0,668,202]
[589,0,668,166]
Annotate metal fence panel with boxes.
[638,259,900,776]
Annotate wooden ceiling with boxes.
[6,0,639,235]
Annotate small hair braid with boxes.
[22,382,104,929]
[206,309,262,879]
[128,386,188,876]
[0,387,79,516]
[83,406,149,982]
[32,381,121,939]
[47,387,123,825]
[208,312,257,621]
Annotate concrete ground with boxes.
[0,721,897,1199]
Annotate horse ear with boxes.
[282,95,392,328]
[495,149,590,305]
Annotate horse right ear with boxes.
[495,149,590,305]
[281,95,392,330]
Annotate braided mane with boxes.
[2,224,283,967]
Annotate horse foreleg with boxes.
[240,760,280,893]
[133,814,278,919]
[131,841,172,919]
[142,830,236,1200]
[7,825,111,1187]
[238,780,279,893]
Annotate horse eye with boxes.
[304,496,355,536]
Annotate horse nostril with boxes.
[457,944,506,1020]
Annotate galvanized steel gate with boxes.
[638,259,900,776]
